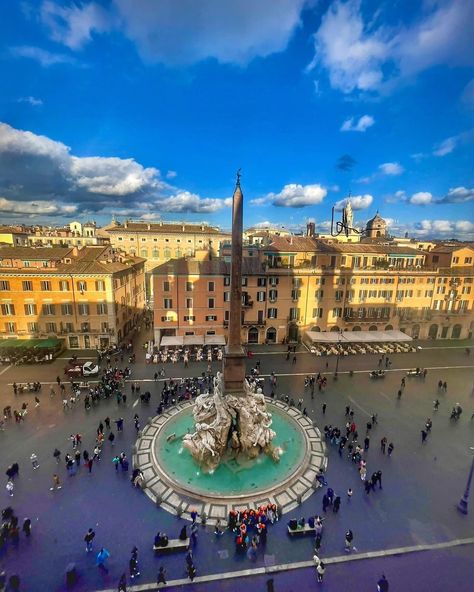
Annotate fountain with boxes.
[133,173,327,521]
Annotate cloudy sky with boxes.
[0,0,473,239]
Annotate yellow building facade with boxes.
[152,238,474,344]
[0,246,145,349]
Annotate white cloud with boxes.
[40,0,306,66]
[340,114,375,132]
[70,156,160,196]
[309,0,474,94]
[379,162,404,175]
[334,194,373,211]
[433,136,456,156]
[155,192,231,213]
[18,96,43,106]
[249,196,270,206]
[11,45,76,66]
[439,186,474,203]
[0,121,228,218]
[41,0,113,50]
[166,170,177,179]
[410,191,433,205]
[267,183,327,208]
[455,220,474,233]
[410,152,427,162]
[0,197,77,216]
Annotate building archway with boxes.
[352,326,361,331]
[266,327,277,344]
[330,326,340,332]
[369,325,378,331]
[412,324,420,339]
[248,327,259,344]
[451,324,462,339]
[311,326,321,332]
[288,323,299,342]
[428,324,438,339]
[385,324,393,331]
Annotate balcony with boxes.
[344,316,390,323]
[242,319,265,327]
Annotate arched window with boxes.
[451,324,462,339]
[248,327,259,344]
[266,327,277,343]
[428,324,438,339]
[152,248,159,258]
[140,248,148,258]
[175,249,182,258]
[352,326,361,331]
[311,326,321,332]
[368,325,378,331]
[164,249,171,259]
[385,324,393,330]
[411,324,420,338]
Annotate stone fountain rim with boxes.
[133,398,327,523]
[151,402,309,500]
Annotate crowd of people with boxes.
[1,334,473,591]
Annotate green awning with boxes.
[0,338,63,350]
[34,338,63,350]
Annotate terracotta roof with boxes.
[105,222,230,235]
[430,244,474,253]
[0,226,30,235]
[265,236,318,252]
[0,246,73,260]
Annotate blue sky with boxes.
[0,0,473,239]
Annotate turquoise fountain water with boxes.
[154,406,307,497]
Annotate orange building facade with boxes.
[0,246,145,349]
[153,238,474,344]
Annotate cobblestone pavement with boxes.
[0,330,473,591]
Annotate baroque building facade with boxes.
[152,237,474,344]
[0,245,145,349]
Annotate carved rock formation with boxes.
[182,372,276,473]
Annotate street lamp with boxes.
[457,447,474,515]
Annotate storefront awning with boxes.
[204,335,226,345]
[305,329,412,344]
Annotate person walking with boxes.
[377,574,389,592]
[344,529,355,553]
[322,403,327,415]
[108,431,115,446]
[6,480,14,497]
[50,474,62,491]
[30,453,39,470]
[364,436,370,450]
[333,495,341,513]
[129,546,140,579]
[347,488,353,501]
[53,448,61,463]
[387,442,394,456]
[22,518,31,537]
[186,561,197,581]
[117,573,127,592]
[316,560,325,583]
[96,547,110,572]
[112,455,120,472]
[380,437,387,454]
[156,566,167,585]
[84,528,95,552]
[421,429,428,443]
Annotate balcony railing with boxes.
[344,316,390,323]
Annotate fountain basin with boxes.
[155,406,306,497]
[134,399,327,522]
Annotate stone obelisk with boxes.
[223,170,247,394]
